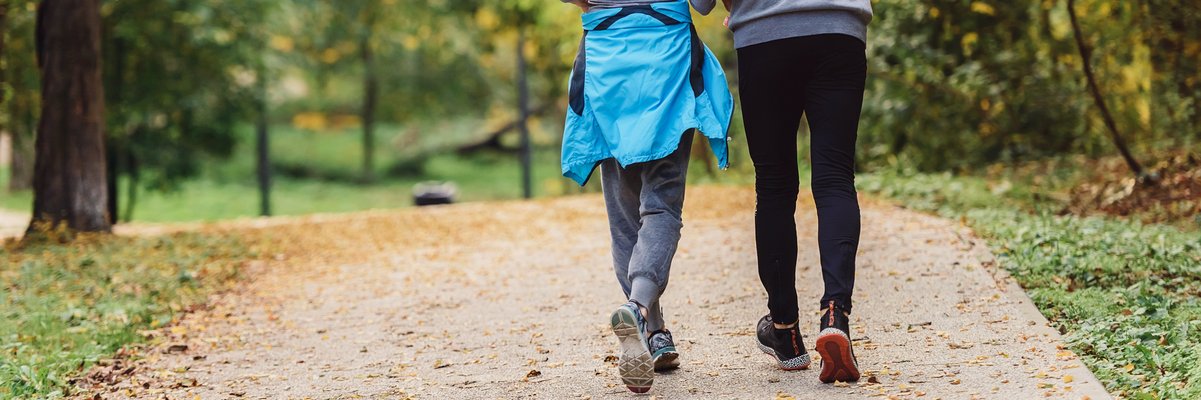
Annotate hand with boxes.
[722,0,732,28]
[570,0,591,12]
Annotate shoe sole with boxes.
[815,328,860,383]
[611,307,653,393]
[652,349,680,371]
[756,340,811,371]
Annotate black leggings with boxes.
[738,34,866,324]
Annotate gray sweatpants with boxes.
[601,133,693,333]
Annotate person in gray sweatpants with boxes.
[560,0,733,393]
[601,131,693,344]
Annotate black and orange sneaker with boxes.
[755,315,812,370]
[815,301,860,383]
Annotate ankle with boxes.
[772,320,798,330]
[628,300,650,320]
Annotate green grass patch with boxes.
[109,150,562,223]
[860,170,1201,399]
[1,123,566,222]
[0,233,253,399]
[0,167,32,213]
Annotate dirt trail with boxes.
[88,186,1110,399]
[0,209,27,238]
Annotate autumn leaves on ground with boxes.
[2,187,1116,399]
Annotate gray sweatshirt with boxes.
[716,0,873,48]
[562,1,869,49]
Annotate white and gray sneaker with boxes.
[649,329,680,371]
[610,301,653,393]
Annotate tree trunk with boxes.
[256,66,272,217]
[690,131,716,177]
[105,37,128,223]
[8,121,33,191]
[28,0,110,234]
[360,32,377,183]
[0,2,10,188]
[121,146,138,222]
[517,27,532,199]
[1066,0,1149,182]
[0,3,6,58]
[455,103,553,155]
[105,144,119,222]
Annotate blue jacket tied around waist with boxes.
[561,0,733,186]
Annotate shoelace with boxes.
[827,300,836,327]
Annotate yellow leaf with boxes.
[1063,375,1074,383]
[970,2,996,16]
[476,9,499,30]
[270,35,294,53]
[1124,363,1135,372]
[403,35,420,51]
[320,48,341,64]
[961,32,979,55]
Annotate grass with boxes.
[0,233,254,399]
[1,122,569,222]
[859,169,1201,399]
[0,167,31,213]
[1,126,751,222]
[109,151,565,223]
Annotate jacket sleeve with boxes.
[690,0,716,15]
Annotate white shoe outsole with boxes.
[611,307,653,393]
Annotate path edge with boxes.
[952,220,1115,400]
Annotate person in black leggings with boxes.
[737,31,869,383]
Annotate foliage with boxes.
[271,0,494,124]
[99,0,277,192]
[2,1,42,192]
[860,170,1201,398]
[862,0,1199,173]
[0,233,252,399]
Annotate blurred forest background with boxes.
[1,0,1198,224]
[2,2,1200,398]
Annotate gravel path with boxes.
[0,209,26,238]
[87,186,1110,399]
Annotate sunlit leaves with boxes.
[860,0,1197,173]
[969,2,996,16]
